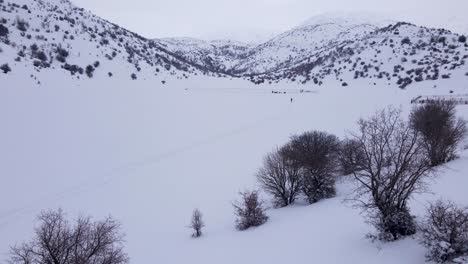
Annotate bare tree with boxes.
[420,200,468,263]
[338,138,365,175]
[189,209,205,238]
[257,145,301,207]
[350,107,433,241]
[233,190,268,231]
[9,209,129,264]
[410,100,467,167]
[284,131,340,204]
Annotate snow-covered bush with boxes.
[410,100,467,167]
[233,190,268,231]
[257,145,301,207]
[420,200,468,263]
[350,107,432,241]
[284,131,340,204]
[86,65,95,78]
[0,24,8,37]
[188,209,205,238]
[0,63,11,74]
[15,17,29,32]
[9,209,129,264]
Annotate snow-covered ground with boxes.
[1,72,467,263]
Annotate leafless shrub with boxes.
[350,107,432,241]
[420,200,468,263]
[189,209,205,238]
[257,145,301,207]
[410,100,467,167]
[283,131,340,204]
[9,209,129,264]
[233,190,268,231]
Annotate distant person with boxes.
[290,98,293,103]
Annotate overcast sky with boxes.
[72,0,468,42]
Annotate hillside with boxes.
[0,0,213,84]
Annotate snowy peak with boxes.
[299,11,395,28]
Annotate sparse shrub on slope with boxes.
[1,63,11,74]
[458,35,467,43]
[350,107,433,241]
[420,200,468,263]
[233,190,268,231]
[9,209,129,264]
[86,65,95,78]
[410,100,467,167]
[15,17,29,32]
[0,24,8,37]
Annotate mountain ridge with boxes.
[1,0,467,88]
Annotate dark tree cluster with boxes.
[86,64,95,78]
[258,131,340,206]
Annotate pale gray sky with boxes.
[72,0,468,41]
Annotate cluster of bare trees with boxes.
[9,209,128,264]
[257,131,340,207]
[347,103,466,241]
[256,101,466,242]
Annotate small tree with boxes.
[257,145,301,207]
[420,200,468,263]
[233,190,268,231]
[350,107,432,241]
[189,209,205,238]
[410,100,467,167]
[9,209,128,264]
[284,131,340,204]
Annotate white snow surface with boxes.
[1,70,468,264]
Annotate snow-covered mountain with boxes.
[160,14,468,88]
[1,0,467,88]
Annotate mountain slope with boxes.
[0,0,208,83]
[160,17,468,88]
